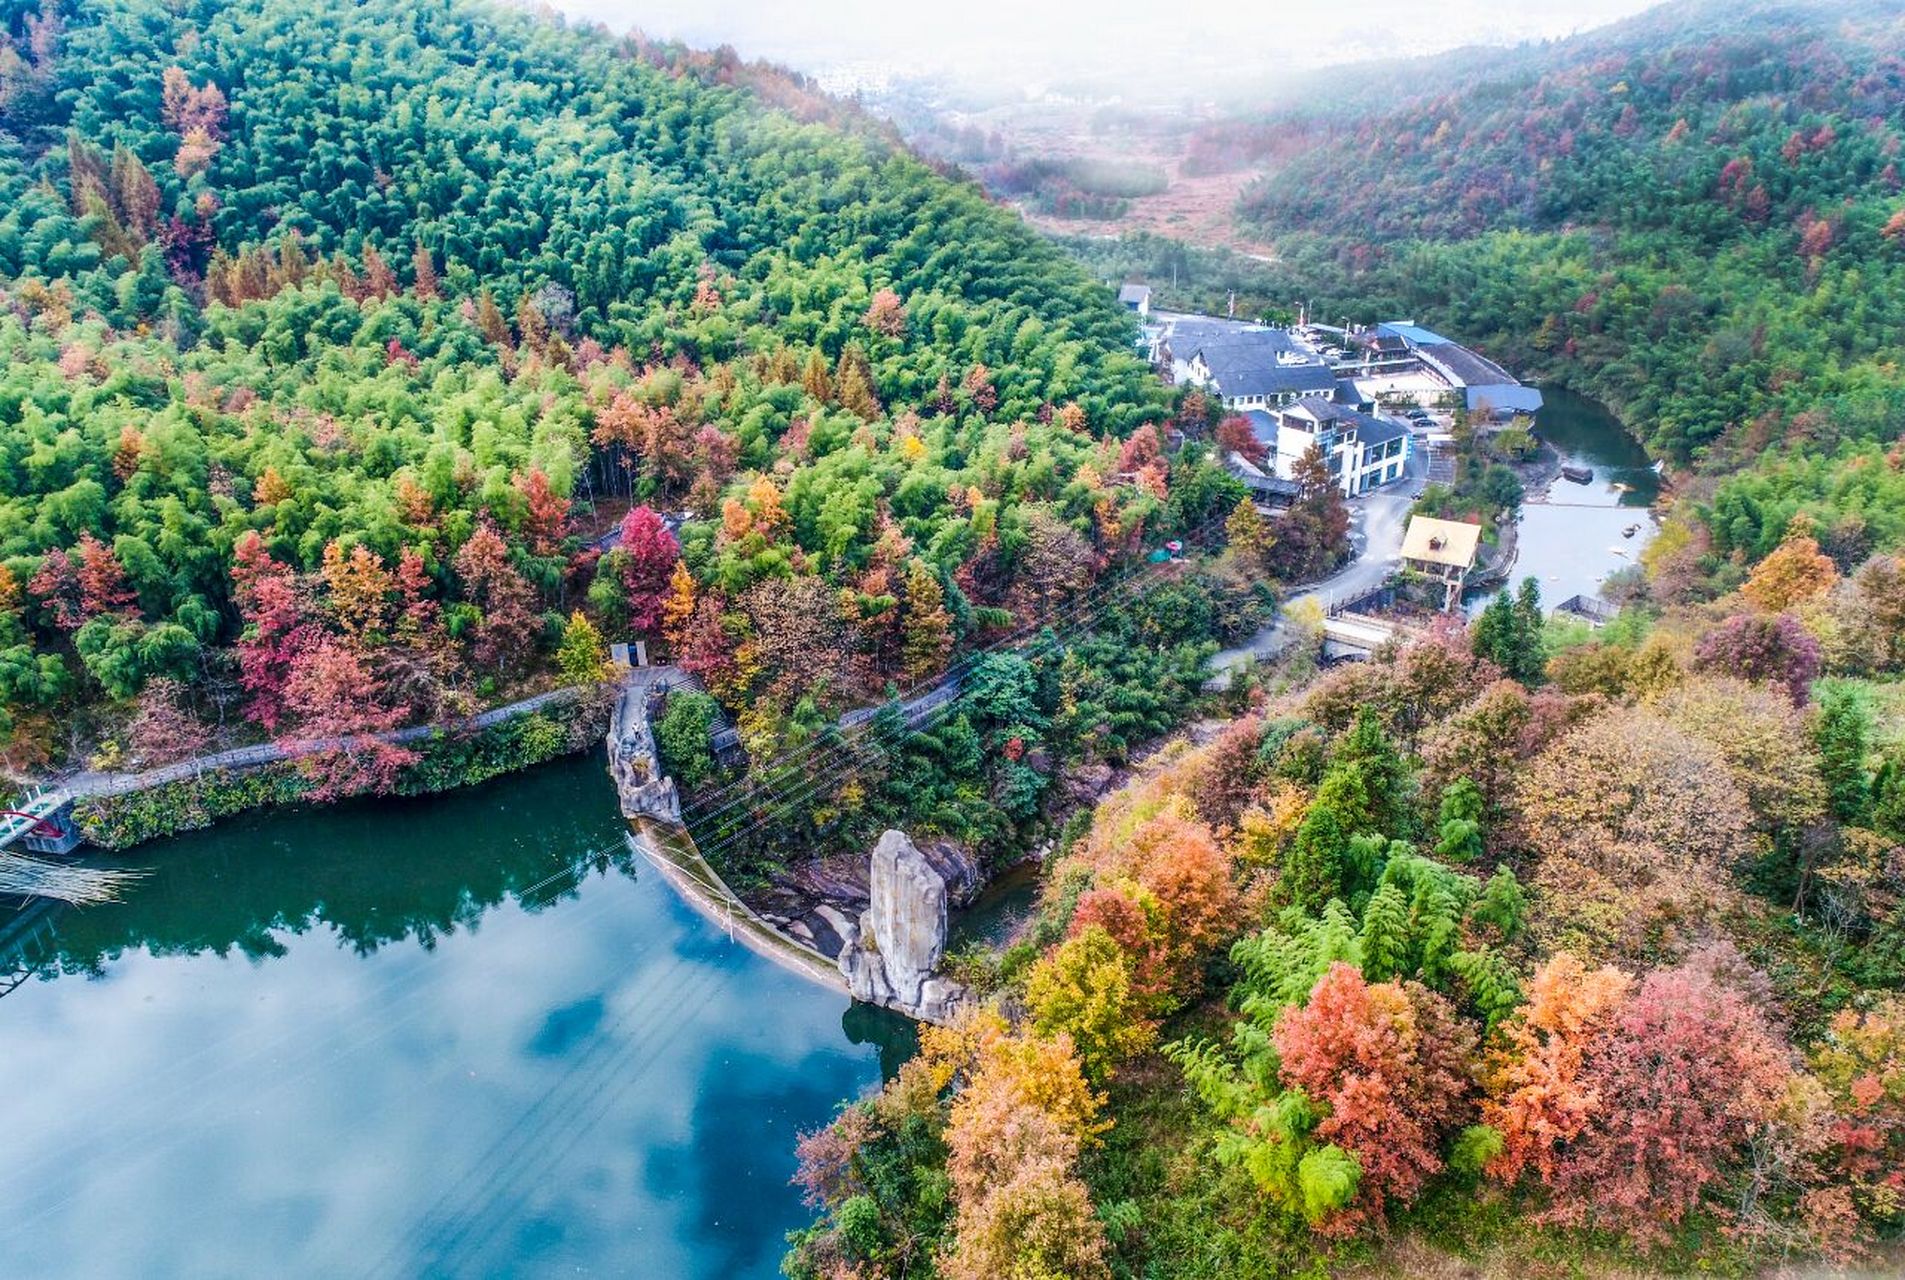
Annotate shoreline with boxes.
[66,683,617,851]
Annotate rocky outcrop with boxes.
[837,829,971,1024]
[607,678,679,823]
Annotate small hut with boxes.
[1400,515,1482,612]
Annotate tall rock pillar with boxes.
[837,829,971,1024]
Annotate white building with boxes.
[1251,397,1412,496]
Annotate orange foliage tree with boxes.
[1272,963,1477,1236]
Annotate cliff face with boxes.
[608,679,679,824]
[837,829,971,1024]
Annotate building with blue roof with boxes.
[1371,321,1543,415]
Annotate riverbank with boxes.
[71,684,617,849]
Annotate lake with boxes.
[0,756,914,1278]
[1472,387,1659,611]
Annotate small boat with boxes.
[1622,523,1640,538]
[1560,464,1594,484]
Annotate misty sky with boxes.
[547,0,1666,96]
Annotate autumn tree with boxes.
[1483,952,1633,1187]
[231,532,314,730]
[961,363,998,415]
[126,676,212,765]
[1542,956,1798,1240]
[863,286,907,338]
[454,523,541,678]
[557,611,610,683]
[1214,414,1269,466]
[937,1012,1111,1280]
[1274,444,1350,580]
[515,469,571,557]
[659,559,698,653]
[1743,518,1839,612]
[1011,510,1094,620]
[1225,497,1275,573]
[1693,611,1822,705]
[410,240,440,300]
[899,558,953,681]
[279,638,419,800]
[1652,676,1826,838]
[1807,997,1905,1241]
[1514,704,1754,959]
[1024,924,1155,1084]
[320,541,394,647]
[617,506,680,634]
[1273,965,1476,1234]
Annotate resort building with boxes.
[1367,322,1543,416]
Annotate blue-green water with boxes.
[0,757,912,1277]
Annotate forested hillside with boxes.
[0,0,1233,803]
[792,556,1905,1277]
[1220,0,1905,594]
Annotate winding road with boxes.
[1209,439,1430,678]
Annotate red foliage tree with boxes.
[515,469,571,557]
[231,532,316,731]
[1693,611,1822,705]
[1542,959,1797,1240]
[1116,423,1162,474]
[1213,414,1269,467]
[27,547,82,631]
[863,287,907,338]
[126,676,212,766]
[453,523,540,678]
[279,639,419,799]
[74,533,136,618]
[618,506,681,633]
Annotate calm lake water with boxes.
[1472,386,1659,611]
[0,756,914,1278]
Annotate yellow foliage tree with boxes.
[660,559,697,652]
[1743,517,1839,611]
[1024,925,1156,1084]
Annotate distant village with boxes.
[1117,285,1541,504]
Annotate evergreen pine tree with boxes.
[1815,684,1873,824]
[1511,576,1545,682]
[1357,881,1411,982]
[1467,864,1526,939]
[1434,777,1486,863]
[1283,807,1348,912]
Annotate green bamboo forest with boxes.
[0,0,1271,863]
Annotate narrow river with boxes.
[0,756,913,1277]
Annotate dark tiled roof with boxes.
[1243,409,1278,447]
[1352,414,1409,447]
[1284,396,1407,446]
[1415,341,1517,388]
[1194,337,1335,397]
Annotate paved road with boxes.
[1209,440,1430,677]
[60,683,597,801]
